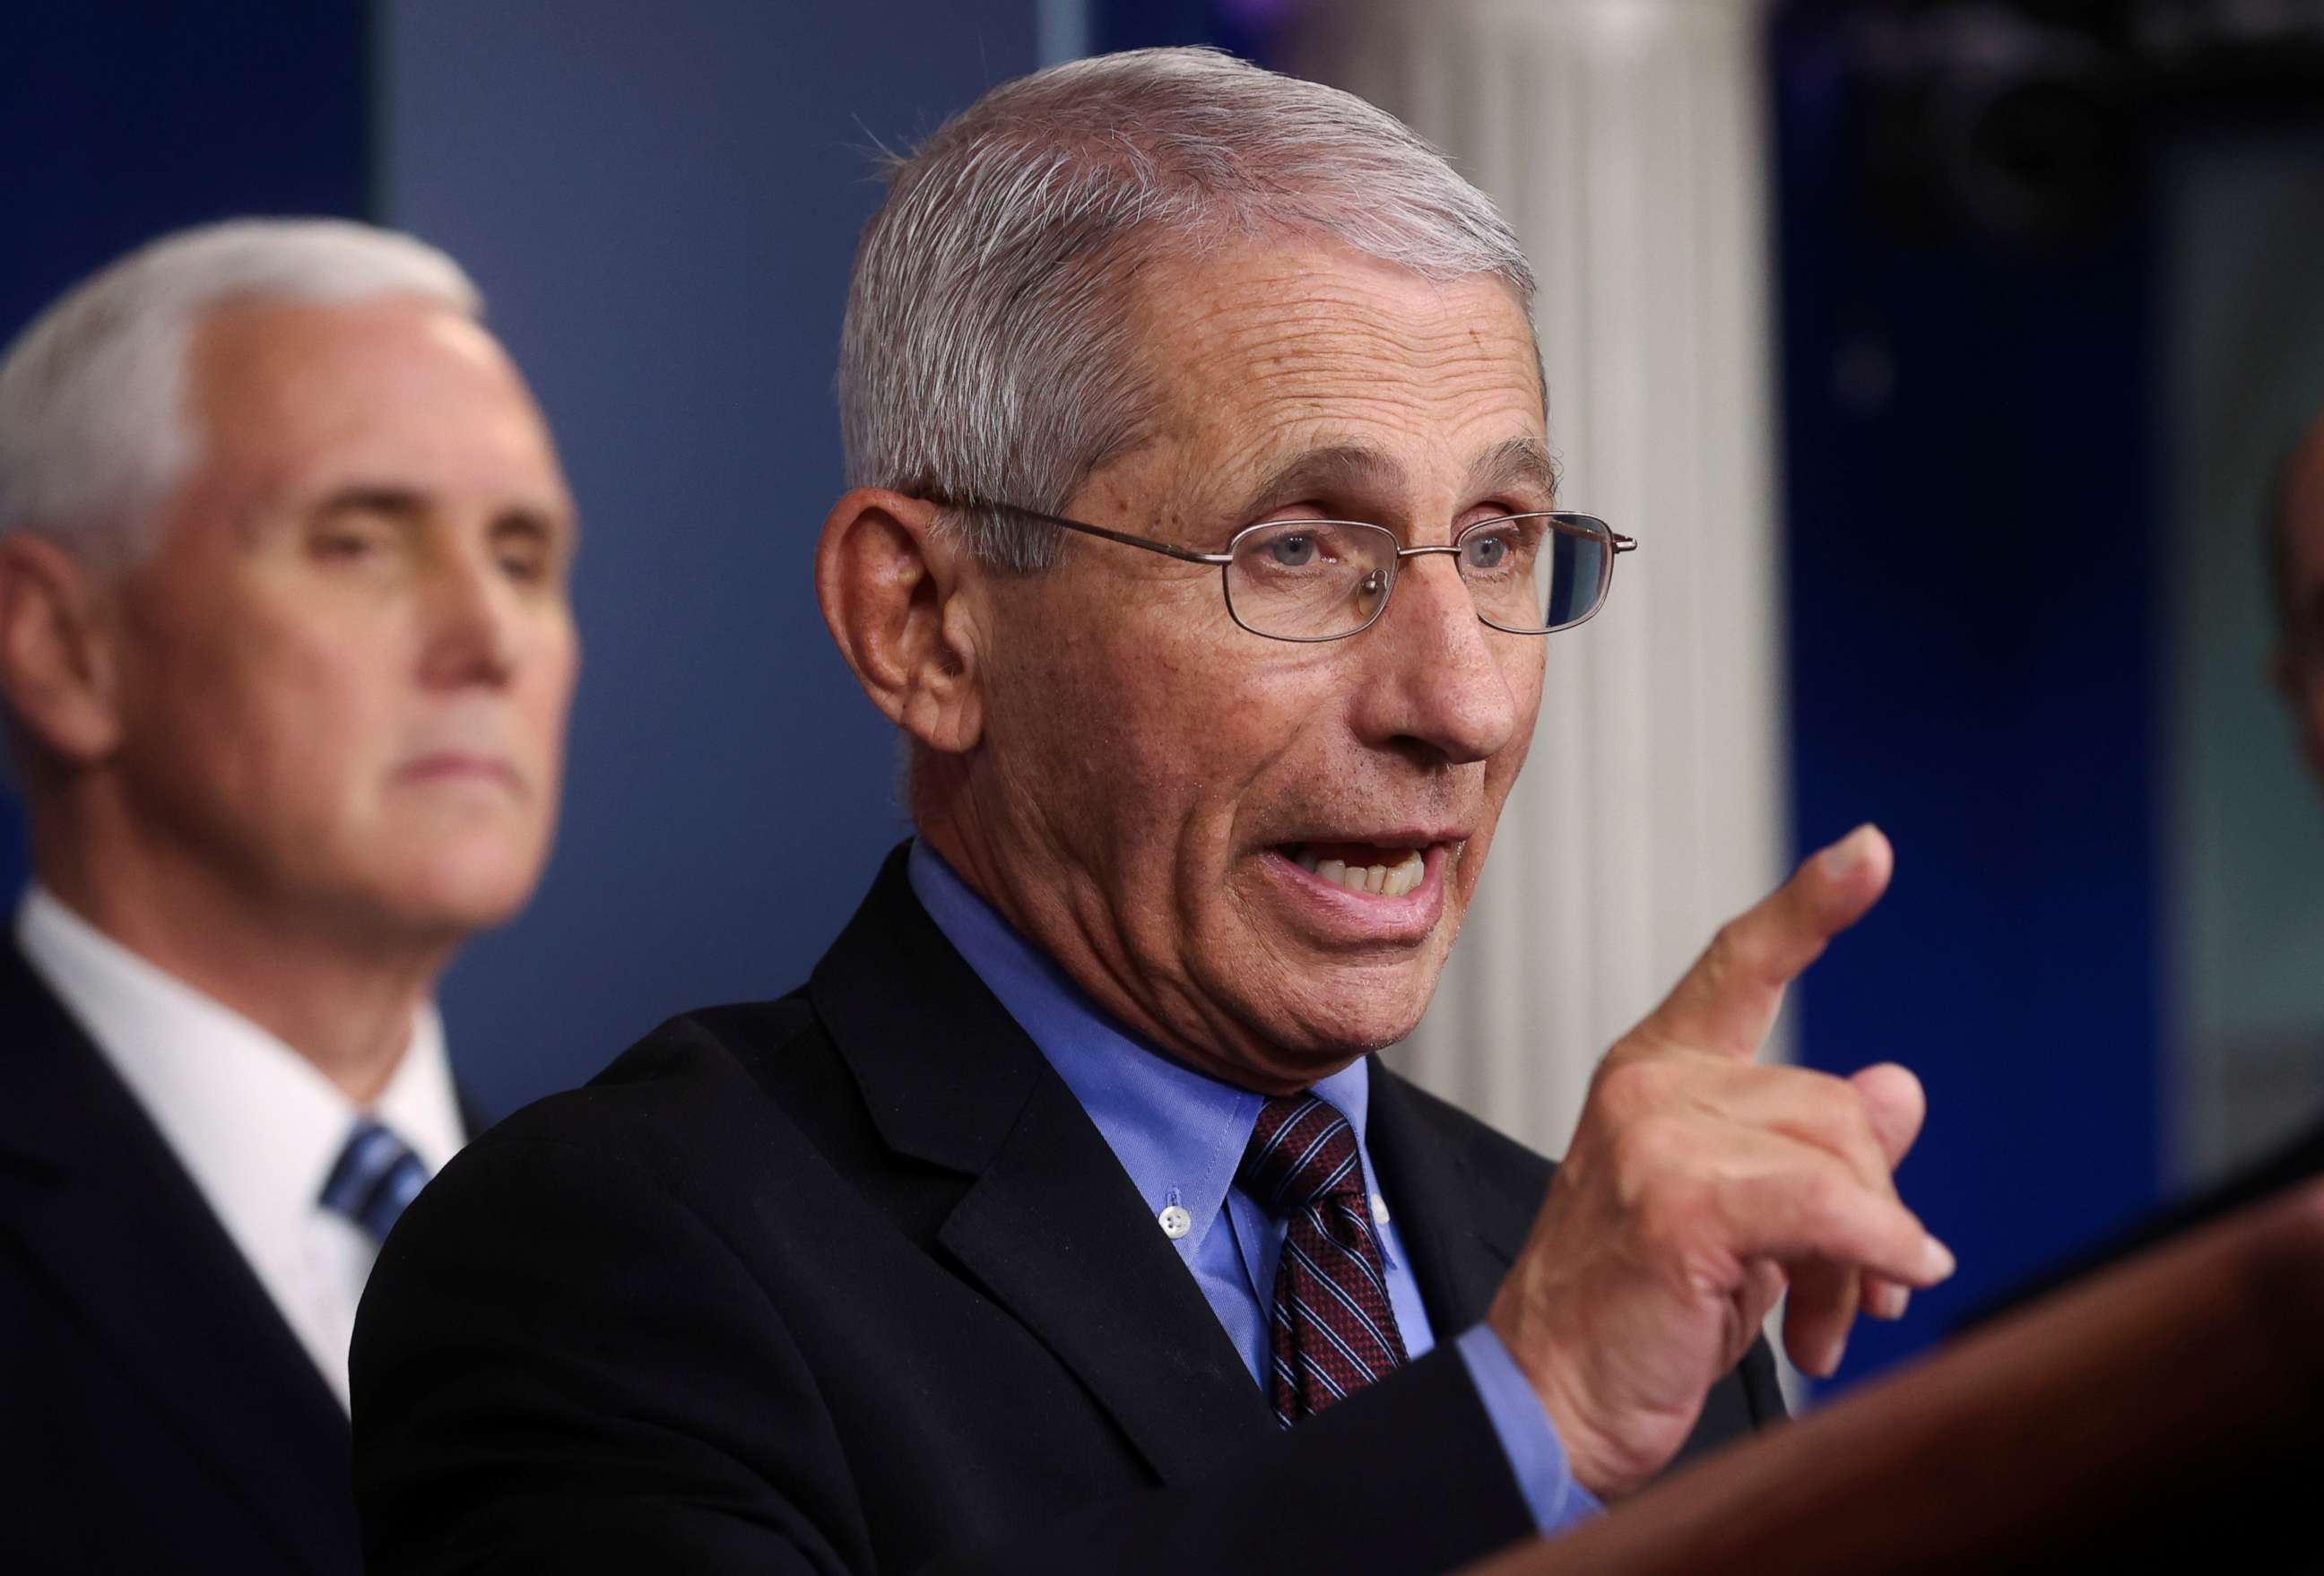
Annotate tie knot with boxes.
[1237,1095,1363,1216]
[320,1119,429,1245]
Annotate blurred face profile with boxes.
[2281,418,2324,793]
[104,295,579,945]
[965,242,1548,1090]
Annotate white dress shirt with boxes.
[14,884,465,1410]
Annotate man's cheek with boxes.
[1203,675,1314,765]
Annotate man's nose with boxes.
[1348,551,1525,764]
[417,548,519,689]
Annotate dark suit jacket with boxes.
[0,939,484,1576]
[353,848,1782,1575]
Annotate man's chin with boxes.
[1218,974,1440,1087]
[361,856,545,941]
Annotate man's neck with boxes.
[34,836,450,1108]
[911,791,1343,1097]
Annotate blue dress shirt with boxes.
[908,841,1599,1535]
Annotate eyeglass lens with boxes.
[1224,516,1611,640]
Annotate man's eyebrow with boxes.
[488,503,572,537]
[312,484,430,520]
[1466,437,1559,505]
[1234,445,1409,518]
[308,485,578,543]
[1233,438,1559,518]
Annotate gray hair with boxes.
[0,217,481,563]
[839,47,1538,573]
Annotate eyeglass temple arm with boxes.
[1018,508,1233,566]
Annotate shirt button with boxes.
[1371,1194,1391,1226]
[1158,1204,1192,1240]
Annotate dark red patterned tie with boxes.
[1238,1093,1409,1425]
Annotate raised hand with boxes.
[1485,824,1951,1500]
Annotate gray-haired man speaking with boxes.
[356,49,1943,1574]
[0,221,578,1574]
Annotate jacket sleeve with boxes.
[352,1134,1544,1576]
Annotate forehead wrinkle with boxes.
[1186,305,1532,403]
[1184,307,1537,432]
[1146,264,1534,411]
[1172,349,1539,493]
[1124,253,1542,539]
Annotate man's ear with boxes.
[0,533,125,768]
[815,489,985,756]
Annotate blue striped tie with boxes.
[320,1119,430,1245]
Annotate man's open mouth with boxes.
[1279,841,1429,898]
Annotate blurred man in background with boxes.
[2273,407,2324,792]
[2190,404,2324,1199]
[355,50,1945,1576]
[0,219,579,1574]
[1985,405,2324,1321]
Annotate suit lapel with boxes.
[936,1074,1277,1483]
[810,847,1273,1485]
[1366,1060,1531,1333]
[0,944,355,1575]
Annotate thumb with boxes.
[1643,824,1895,1061]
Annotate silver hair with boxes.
[838,46,1539,573]
[0,217,481,562]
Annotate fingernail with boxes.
[1821,1333,1847,1377]
[1869,1283,1910,1321]
[1818,825,1874,878]
[1921,1235,1956,1281]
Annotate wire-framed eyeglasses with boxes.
[952,500,1635,643]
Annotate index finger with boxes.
[1641,824,1894,1060]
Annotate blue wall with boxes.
[1773,10,2164,1385]
[0,5,367,316]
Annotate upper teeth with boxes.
[1293,845,1426,897]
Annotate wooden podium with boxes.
[1466,1180,2324,1573]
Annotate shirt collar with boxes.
[374,1003,463,1173]
[13,884,463,1260]
[906,841,1373,1257]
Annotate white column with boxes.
[1288,0,1789,1157]
[1036,0,1090,65]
